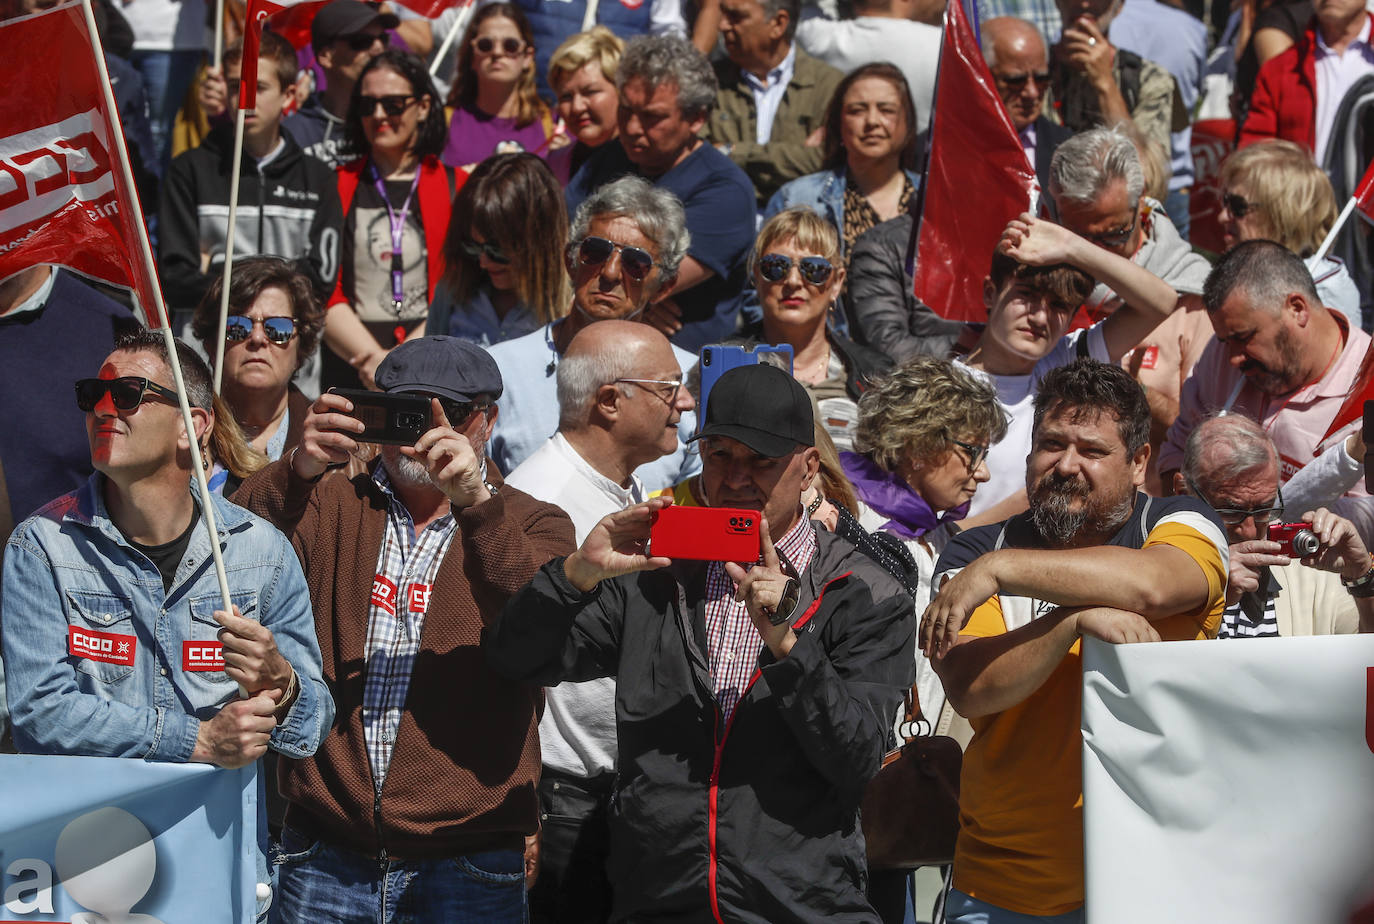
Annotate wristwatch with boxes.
[765,548,803,626]
[1341,563,1374,597]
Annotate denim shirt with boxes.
[1,474,333,762]
[762,167,923,259]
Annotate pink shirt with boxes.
[1160,314,1371,496]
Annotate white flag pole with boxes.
[213,105,249,394]
[80,0,240,637]
[429,0,475,78]
[580,0,599,32]
[213,0,226,70]
[1314,194,1360,263]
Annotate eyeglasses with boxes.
[360,94,417,118]
[995,70,1051,90]
[1222,192,1255,219]
[757,253,834,286]
[343,30,388,52]
[473,35,526,56]
[75,376,180,413]
[950,438,990,472]
[225,315,297,345]
[615,377,684,403]
[1085,213,1138,249]
[1185,475,1284,526]
[577,236,659,281]
[460,239,510,265]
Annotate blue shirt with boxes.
[566,142,756,353]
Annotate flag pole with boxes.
[213,106,249,394]
[214,0,225,70]
[429,0,474,78]
[1314,195,1359,263]
[80,0,239,630]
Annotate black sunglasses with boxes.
[226,315,296,345]
[1086,213,1138,249]
[1222,192,1255,219]
[758,252,834,286]
[75,376,180,413]
[473,35,526,55]
[996,70,1051,89]
[461,239,510,265]
[950,438,990,472]
[360,94,417,117]
[343,30,388,51]
[577,236,658,281]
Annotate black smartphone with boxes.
[329,388,431,445]
[1363,399,1374,494]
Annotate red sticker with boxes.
[182,642,225,672]
[1136,345,1159,370]
[408,583,431,613]
[69,626,136,666]
[371,575,398,616]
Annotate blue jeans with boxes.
[1164,186,1191,243]
[945,889,1084,924]
[130,48,201,171]
[274,827,526,924]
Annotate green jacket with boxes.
[707,46,843,205]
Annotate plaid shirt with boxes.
[704,516,817,722]
[978,0,1062,44]
[362,464,457,790]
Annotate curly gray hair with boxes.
[1048,125,1145,207]
[569,175,691,278]
[616,34,718,119]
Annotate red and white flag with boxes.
[910,0,1037,322]
[1355,158,1374,224]
[0,1,162,326]
[241,0,328,109]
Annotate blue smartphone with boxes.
[698,344,795,431]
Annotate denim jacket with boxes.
[1,474,332,761]
[762,167,923,259]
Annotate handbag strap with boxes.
[896,681,934,743]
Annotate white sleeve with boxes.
[650,0,687,36]
[1282,439,1363,516]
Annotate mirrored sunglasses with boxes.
[226,315,297,345]
[758,252,834,286]
[577,236,658,281]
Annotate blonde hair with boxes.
[208,393,267,480]
[750,207,842,275]
[548,26,625,91]
[1219,140,1339,257]
[811,399,859,516]
[854,358,1008,473]
[1135,135,1171,204]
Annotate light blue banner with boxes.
[0,755,256,923]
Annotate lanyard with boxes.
[370,162,422,311]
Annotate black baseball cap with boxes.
[692,363,813,458]
[375,336,503,403]
[311,0,399,51]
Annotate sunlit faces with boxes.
[989,42,1049,133]
[616,342,695,464]
[755,236,844,332]
[1209,291,1308,396]
[1055,177,1144,260]
[617,76,705,176]
[86,351,202,479]
[718,0,784,71]
[470,15,532,87]
[700,435,820,536]
[470,230,516,292]
[982,277,1077,363]
[554,61,619,149]
[360,67,429,159]
[839,76,909,166]
[319,26,387,84]
[567,214,668,320]
[902,439,991,512]
[221,286,300,399]
[1025,403,1144,545]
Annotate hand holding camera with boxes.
[724,516,802,660]
[293,391,368,481]
[1294,508,1372,583]
[401,399,490,509]
[564,497,676,592]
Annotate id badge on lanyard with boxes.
[371,163,422,311]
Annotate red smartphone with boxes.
[650,506,761,562]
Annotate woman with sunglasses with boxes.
[1216,139,1361,326]
[426,152,571,345]
[441,3,557,172]
[322,49,460,392]
[745,207,892,453]
[192,256,325,462]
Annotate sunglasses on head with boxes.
[577,236,658,281]
[75,376,180,413]
[996,70,1050,89]
[360,94,417,117]
[758,252,834,286]
[343,30,388,51]
[461,239,510,265]
[1222,192,1255,219]
[226,315,297,345]
[473,35,526,55]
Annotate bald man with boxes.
[504,320,695,923]
[981,16,1074,199]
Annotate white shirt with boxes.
[743,43,797,145]
[1314,14,1374,164]
[121,0,209,51]
[506,432,646,778]
[796,17,941,133]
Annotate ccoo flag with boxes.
[0,1,163,326]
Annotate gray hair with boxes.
[762,0,801,42]
[1181,413,1279,498]
[569,175,691,277]
[556,346,641,431]
[1048,126,1145,207]
[617,34,718,120]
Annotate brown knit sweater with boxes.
[234,455,575,859]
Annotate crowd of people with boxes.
[2,0,1374,920]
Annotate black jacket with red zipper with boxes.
[485,525,915,923]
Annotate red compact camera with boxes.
[1267,522,1321,557]
[649,506,761,562]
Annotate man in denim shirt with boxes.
[0,328,331,914]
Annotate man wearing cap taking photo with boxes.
[235,335,575,922]
[486,362,916,922]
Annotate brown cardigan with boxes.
[234,455,575,859]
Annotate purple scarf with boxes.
[839,452,969,540]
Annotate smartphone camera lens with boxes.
[729,516,739,527]
[703,351,712,366]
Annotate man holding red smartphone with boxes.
[487,363,916,923]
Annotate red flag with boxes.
[392,0,464,20]
[1319,340,1374,445]
[1355,158,1374,224]
[0,2,163,327]
[240,0,328,109]
[911,0,1036,322]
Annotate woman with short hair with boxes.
[547,26,625,183]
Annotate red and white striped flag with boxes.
[1355,158,1374,224]
[0,1,163,326]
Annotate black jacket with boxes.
[158,125,343,313]
[486,528,916,923]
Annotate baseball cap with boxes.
[374,336,503,403]
[692,363,813,458]
[311,0,399,51]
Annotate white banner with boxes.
[1082,635,1374,924]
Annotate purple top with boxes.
[840,452,969,540]
[441,104,551,169]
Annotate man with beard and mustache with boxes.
[234,335,575,922]
[1159,240,1372,508]
[921,358,1228,924]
